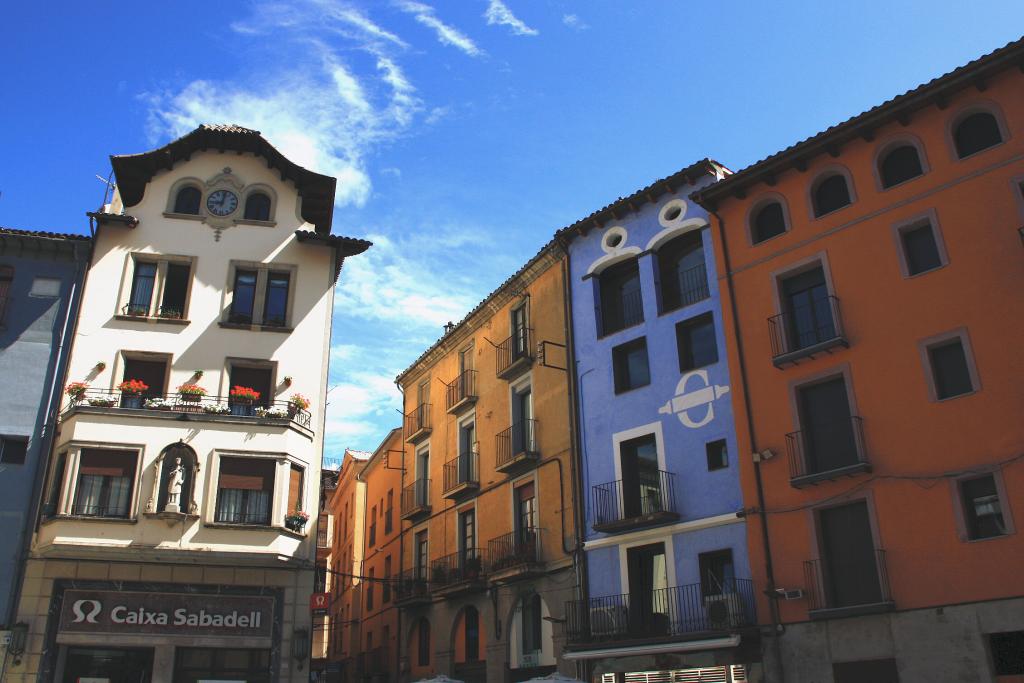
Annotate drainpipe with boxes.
[710,209,786,682]
[556,239,589,681]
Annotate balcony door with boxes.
[458,421,475,483]
[626,542,669,636]
[415,530,428,581]
[782,266,835,351]
[416,449,429,505]
[798,377,857,474]
[459,508,476,571]
[511,305,528,360]
[511,386,533,454]
[819,501,883,608]
[619,435,659,518]
[515,482,537,556]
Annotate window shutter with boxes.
[219,457,275,491]
[79,449,134,477]
[288,465,304,512]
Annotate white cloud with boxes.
[485,0,538,36]
[146,3,423,208]
[396,1,484,56]
[562,13,589,30]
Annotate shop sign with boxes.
[58,590,274,638]
[309,593,330,616]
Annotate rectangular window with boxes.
[459,508,476,558]
[511,305,529,360]
[796,376,859,475]
[415,530,428,580]
[383,555,392,603]
[121,356,168,400]
[369,505,377,547]
[161,263,191,318]
[215,457,275,525]
[612,337,651,393]
[657,231,707,312]
[676,312,718,371]
[0,436,28,465]
[44,452,68,517]
[127,262,157,315]
[262,271,290,327]
[619,434,661,518]
[366,568,375,610]
[626,542,669,632]
[900,222,942,275]
[698,549,736,597]
[706,439,728,471]
[990,631,1024,675]
[466,606,480,661]
[0,266,12,323]
[30,277,61,297]
[959,474,1007,540]
[125,258,194,319]
[73,449,137,518]
[817,501,884,608]
[832,659,900,683]
[385,490,394,534]
[287,464,304,515]
[928,338,975,399]
[229,269,258,323]
[599,259,643,336]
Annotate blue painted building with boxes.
[0,228,88,629]
[558,161,761,681]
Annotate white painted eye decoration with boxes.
[601,227,628,254]
[659,199,688,228]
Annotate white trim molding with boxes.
[584,512,743,551]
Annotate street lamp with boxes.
[292,627,309,671]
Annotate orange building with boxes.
[320,448,371,682]
[694,40,1024,682]
[394,240,581,682]
[355,428,405,682]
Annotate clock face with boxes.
[206,189,238,216]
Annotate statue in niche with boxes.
[165,456,185,513]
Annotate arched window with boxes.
[415,617,430,666]
[173,186,202,215]
[656,231,707,312]
[0,266,13,322]
[812,174,852,217]
[244,191,272,221]
[879,145,923,188]
[954,111,1003,158]
[751,201,787,244]
[153,442,198,515]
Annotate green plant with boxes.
[65,382,89,401]
[177,383,207,397]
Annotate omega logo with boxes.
[71,599,102,624]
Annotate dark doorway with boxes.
[174,647,272,683]
[63,647,154,683]
[626,542,669,636]
[818,501,883,608]
[797,376,858,474]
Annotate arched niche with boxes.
[146,441,200,516]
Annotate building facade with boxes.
[6,125,369,683]
[695,39,1024,683]
[558,162,760,682]
[394,241,580,683]
[0,229,89,668]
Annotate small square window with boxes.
[676,312,718,372]
[0,437,28,465]
[990,631,1024,675]
[612,337,651,393]
[959,474,1007,540]
[706,439,728,471]
[900,222,942,275]
[29,277,61,297]
[928,338,974,399]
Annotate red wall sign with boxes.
[310,593,330,614]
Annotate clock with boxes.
[206,189,238,216]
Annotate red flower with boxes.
[230,385,261,401]
[117,379,149,394]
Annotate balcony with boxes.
[404,403,431,443]
[496,327,533,380]
[600,289,644,337]
[495,419,539,475]
[565,579,757,646]
[400,479,431,521]
[768,295,848,367]
[786,415,870,487]
[446,369,478,414]
[804,549,894,619]
[395,568,431,606]
[316,517,331,560]
[62,388,312,429]
[431,549,487,597]
[443,449,479,500]
[662,262,710,313]
[591,470,679,533]
[487,528,542,583]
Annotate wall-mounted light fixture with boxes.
[8,622,28,665]
[292,627,309,670]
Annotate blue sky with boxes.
[1,2,1021,455]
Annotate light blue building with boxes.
[558,161,761,681]
[0,228,88,629]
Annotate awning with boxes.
[561,635,741,661]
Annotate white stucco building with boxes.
[6,125,369,683]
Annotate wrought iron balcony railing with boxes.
[404,403,431,442]
[495,419,539,472]
[786,415,870,486]
[62,388,312,428]
[591,469,679,532]
[601,288,644,337]
[496,327,533,378]
[768,295,848,365]
[443,449,479,497]
[446,369,478,412]
[565,579,757,644]
[431,548,487,589]
[400,478,431,518]
[804,549,893,614]
[662,262,710,312]
[487,528,540,572]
